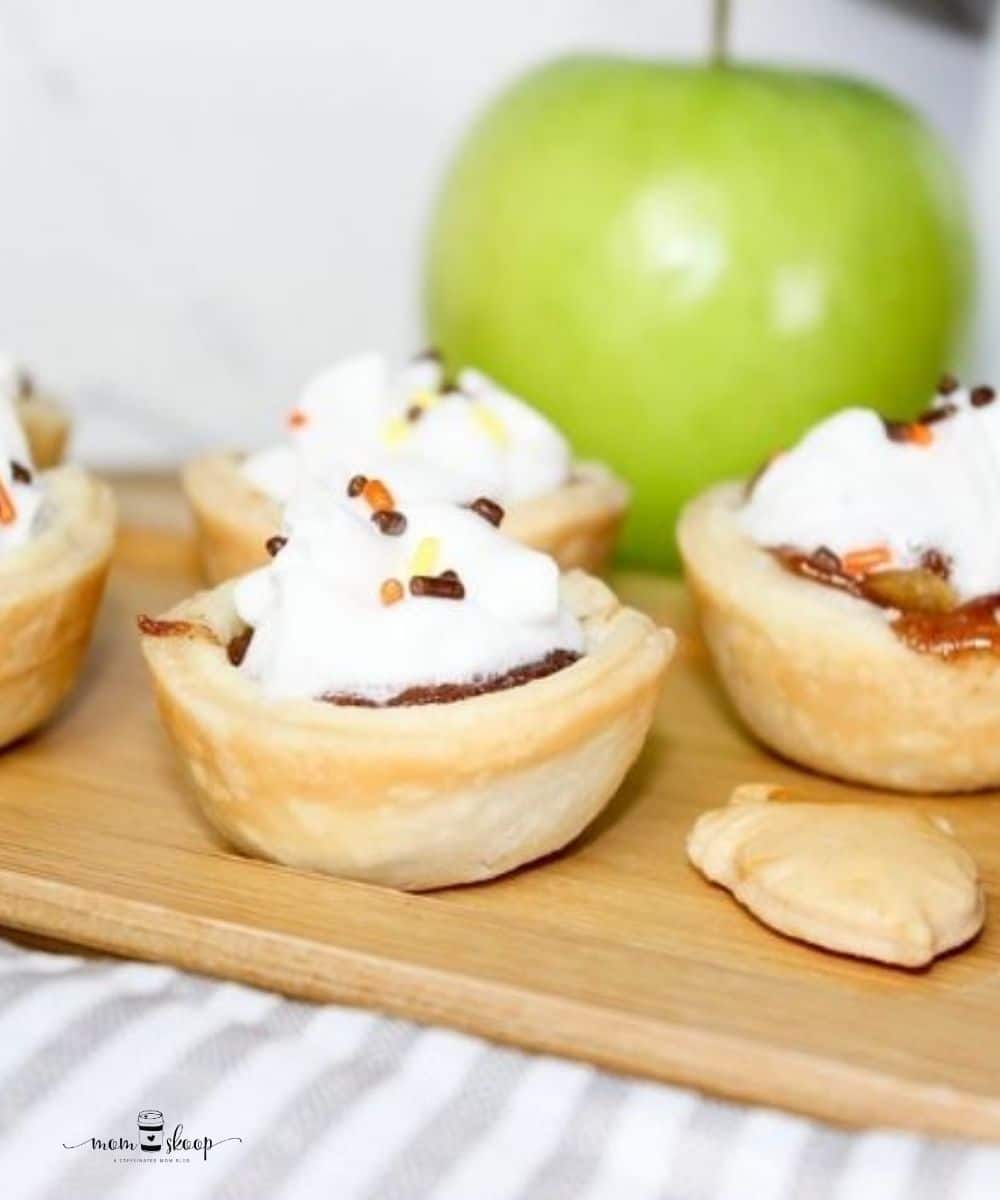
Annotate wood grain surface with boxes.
[1,476,999,1140]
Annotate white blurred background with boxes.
[0,0,988,465]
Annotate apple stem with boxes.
[711,0,731,64]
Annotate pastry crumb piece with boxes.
[687,785,985,967]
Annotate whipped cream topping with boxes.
[242,352,571,510]
[0,383,42,555]
[233,477,583,702]
[742,381,1000,601]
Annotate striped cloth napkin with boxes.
[1,937,997,1200]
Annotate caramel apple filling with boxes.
[772,547,1000,659]
[322,648,581,707]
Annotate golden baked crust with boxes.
[139,570,672,889]
[182,452,630,584]
[679,482,1000,793]
[0,465,116,748]
[16,392,70,468]
[688,784,985,967]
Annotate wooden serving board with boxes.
[2,476,1000,1141]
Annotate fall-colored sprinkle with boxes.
[469,497,504,527]
[938,372,959,395]
[265,535,287,557]
[227,627,254,666]
[10,460,31,484]
[410,573,465,600]
[808,546,841,574]
[920,548,951,579]
[883,419,933,446]
[0,480,15,525]
[371,509,407,536]
[363,478,395,512]
[971,385,996,408]
[382,415,411,446]
[471,404,509,446]
[917,403,956,425]
[347,474,367,497]
[409,536,440,577]
[287,408,308,429]
[17,370,34,399]
[842,545,892,577]
[410,389,439,412]
[406,405,423,423]
[380,578,404,606]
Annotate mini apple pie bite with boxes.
[182,350,629,584]
[0,389,115,749]
[679,376,1000,793]
[140,474,670,889]
[2,354,71,468]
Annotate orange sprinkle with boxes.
[907,422,934,446]
[0,480,15,525]
[842,545,892,578]
[380,578,404,606]
[363,478,394,512]
[287,408,308,429]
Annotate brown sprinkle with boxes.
[440,569,458,580]
[347,474,367,498]
[363,477,394,512]
[265,535,287,557]
[971,385,996,408]
[16,370,34,399]
[938,372,960,395]
[808,545,841,574]
[414,346,441,364]
[380,577,404,606]
[227,627,254,666]
[920,548,951,579]
[406,405,423,423]
[371,509,407,536]
[410,573,465,600]
[10,460,31,484]
[917,403,956,425]
[469,497,505,527]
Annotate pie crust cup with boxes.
[678,482,1000,794]
[139,570,673,890]
[16,392,70,468]
[0,465,116,749]
[181,452,630,584]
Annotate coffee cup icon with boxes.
[137,1109,164,1153]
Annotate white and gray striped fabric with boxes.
[1,937,998,1200]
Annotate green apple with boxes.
[425,57,973,570]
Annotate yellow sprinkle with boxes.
[472,404,508,447]
[411,389,440,412]
[381,416,411,447]
[409,536,440,578]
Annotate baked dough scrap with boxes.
[687,784,985,967]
